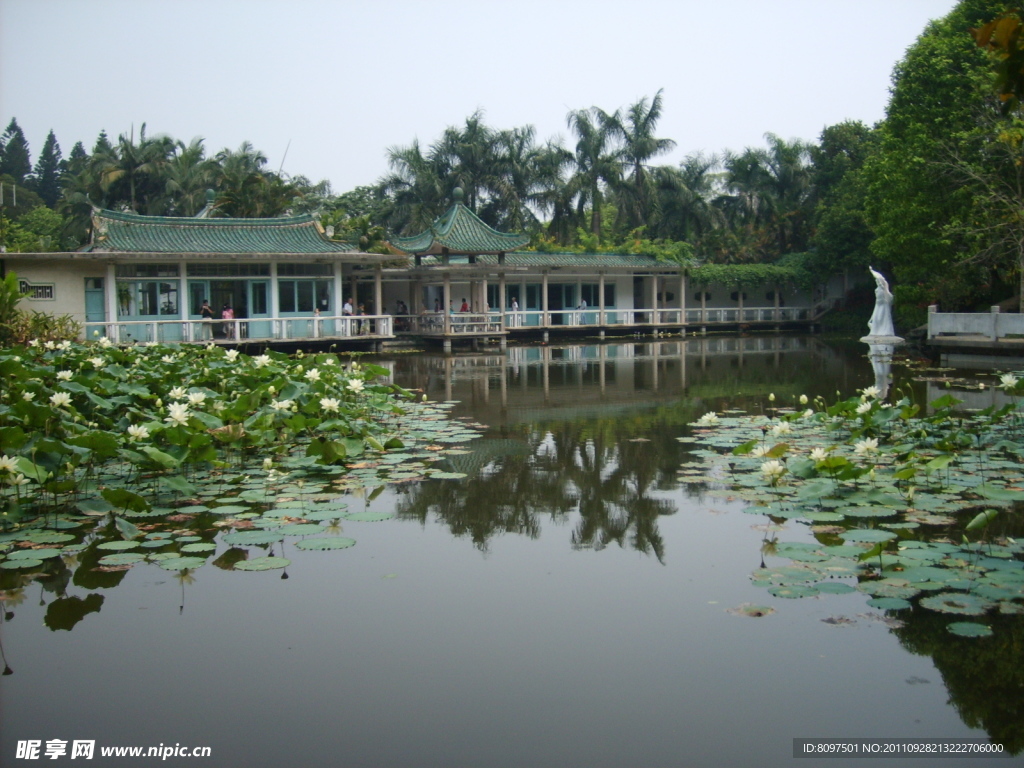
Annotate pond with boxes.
[2,336,1022,767]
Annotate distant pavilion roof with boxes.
[84,209,363,256]
[390,188,530,256]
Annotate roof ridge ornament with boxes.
[453,187,464,204]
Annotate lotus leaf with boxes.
[8,547,63,559]
[97,541,139,551]
[233,556,290,571]
[919,592,995,615]
[277,523,324,536]
[98,553,145,566]
[208,505,249,515]
[159,556,207,571]
[768,584,819,598]
[840,529,897,543]
[867,597,912,610]
[814,582,857,595]
[22,532,74,544]
[343,511,395,522]
[294,537,356,551]
[1,558,42,569]
[222,531,284,546]
[141,540,172,549]
[181,542,216,554]
[946,621,993,637]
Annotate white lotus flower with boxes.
[760,460,786,480]
[89,357,105,368]
[771,422,792,436]
[0,455,17,473]
[161,354,176,363]
[22,392,34,401]
[853,437,879,456]
[56,370,75,381]
[1000,373,1020,389]
[856,401,872,415]
[28,339,40,348]
[861,385,880,399]
[187,391,207,406]
[696,411,719,426]
[305,368,321,382]
[320,397,340,413]
[225,349,240,362]
[44,340,56,350]
[799,394,808,405]
[211,401,226,412]
[254,355,271,368]
[801,408,814,418]
[9,473,29,487]
[262,457,274,471]
[58,340,72,350]
[49,392,72,408]
[127,424,150,441]
[346,379,365,393]
[751,445,770,458]
[169,387,186,400]
[768,392,776,402]
[164,402,190,426]
[271,399,294,411]
[809,447,829,462]
[98,336,113,348]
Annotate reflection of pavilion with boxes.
[393,336,846,418]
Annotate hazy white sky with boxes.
[1,0,960,194]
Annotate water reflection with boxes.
[390,337,873,558]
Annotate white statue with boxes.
[862,267,901,341]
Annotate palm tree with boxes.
[381,139,449,234]
[95,124,174,214]
[164,138,217,217]
[565,107,620,240]
[597,89,676,231]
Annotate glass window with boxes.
[279,281,296,313]
[159,282,178,315]
[316,282,331,312]
[251,283,268,315]
[297,281,314,312]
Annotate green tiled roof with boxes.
[88,210,359,254]
[391,201,529,255]
[419,251,674,269]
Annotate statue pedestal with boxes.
[860,335,904,344]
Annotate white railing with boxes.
[928,305,1024,341]
[390,305,820,334]
[83,314,393,344]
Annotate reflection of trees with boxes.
[396,410,686,558]
[890,608,1024,754]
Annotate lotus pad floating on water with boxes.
[839,529,898,543]
[294,537,356,551]
[343,511,395,522]
[768,584,819,599]
[97,540,140,551]
[1,559,43,569]
[222,531,285,546]
[7,547,63,560]
[947,621,993,637]
[233,556,290,571]
[99,553,145,566]
[181,542,216,554]
[919,592,995,615]
[159,557,207,571]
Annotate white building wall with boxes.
[5,258,103,324]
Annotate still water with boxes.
[2,337,1021,767]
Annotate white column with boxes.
[105,262,118,337]
[374,265,383,320]
[179,262,188,340]
[498,273,506,332]
[443,273,451,335]
[649,276,658,324]
[270,262,280,339]
[541,272,549,326]
[598,272,605,325]
[334,261,343,318]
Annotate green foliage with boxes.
[0,271,81,346]
[5,206,65,252]
[29,130,63,208]
[864,0,1009,310]
[689,261,816,291]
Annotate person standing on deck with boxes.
[200,300,215,339]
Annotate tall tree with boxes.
[597,89,676,231]
[565,107,619,239]
[30,129,63,208]
[863,0,1007,321]
[0,118,31,184]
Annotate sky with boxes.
[1,0,961,195]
